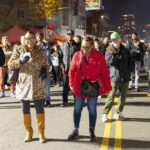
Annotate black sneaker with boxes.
[68,129,79,141]
[45,101,51,107]
[128,87,132,90]
[134,88,140,92]
[89,128,97,142]
[60,102,68,107]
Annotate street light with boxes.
[101,15,104,19]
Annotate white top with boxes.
[52,56,59,66]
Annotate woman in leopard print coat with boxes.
[8,31,49,143]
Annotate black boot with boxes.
[68,129,79,141]
[89,128,97,142]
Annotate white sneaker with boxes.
[0,92,5,98]
[113,113,119,120]
[5,85,9,90]
[114,112,125,120]
[10,92,16,98]
[101,114,107,123]
[119,112,125,120]
[54,84,59,87]
[98,96,101,100]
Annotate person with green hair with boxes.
[101,32,131,122]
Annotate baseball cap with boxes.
[110,32,121,40]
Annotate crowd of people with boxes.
[0,29,149,143]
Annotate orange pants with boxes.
[0,67,15,93]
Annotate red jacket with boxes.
[69,49,112,98]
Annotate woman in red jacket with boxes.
[68,37,112,142]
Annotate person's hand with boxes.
[134,42,139,48]
[61,65,65,74]
[70,87,74,93]
[49,65,52,73]
[64,67,69,74]
[39,66,47,80]
[20,56,30,64]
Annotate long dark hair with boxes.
[23,31,37,50]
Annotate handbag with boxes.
[8,69,19,84]
[80,55,100,97]
[80,79,100,97]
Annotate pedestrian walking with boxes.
[68,37,112,141]
[101,32,131,123]
[74,35,82,51]
[8,31,48,143]
[101,37,110,55]
[144,42,150,96]
[60,30,79,107]
[128,32,145,91]
[51,44,62,87]
[94,38,103,53]
[0,36,15,97]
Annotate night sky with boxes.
[103,0,150,32]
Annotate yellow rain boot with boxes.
[36,114,46,143]
[23,114,33,142]
[147,92,150,97]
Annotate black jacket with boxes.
[105,44,131,83]
[127,40,145,62]
[0,47,5,67]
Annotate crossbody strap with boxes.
[79,52,83,77]
[79,52,89,79]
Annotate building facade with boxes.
[49,0,111,37]
[119,14,136,35]
[0,0,111,38]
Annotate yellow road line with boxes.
[114,98,122,150]
[100,110,112,150]
[100,97,122,150]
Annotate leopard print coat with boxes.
[8,46,49,101]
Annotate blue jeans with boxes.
[52,66,60,84]
[74,96,98,129]
[44,75,51,102]
[129,61,141,89]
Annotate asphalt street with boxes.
[0,81,150,150]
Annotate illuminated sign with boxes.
[85,0,101,10]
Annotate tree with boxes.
[0,0,62,31]
[29,0,62,18]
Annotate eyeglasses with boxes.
[81,46,92,50]
[25,37,35,41]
